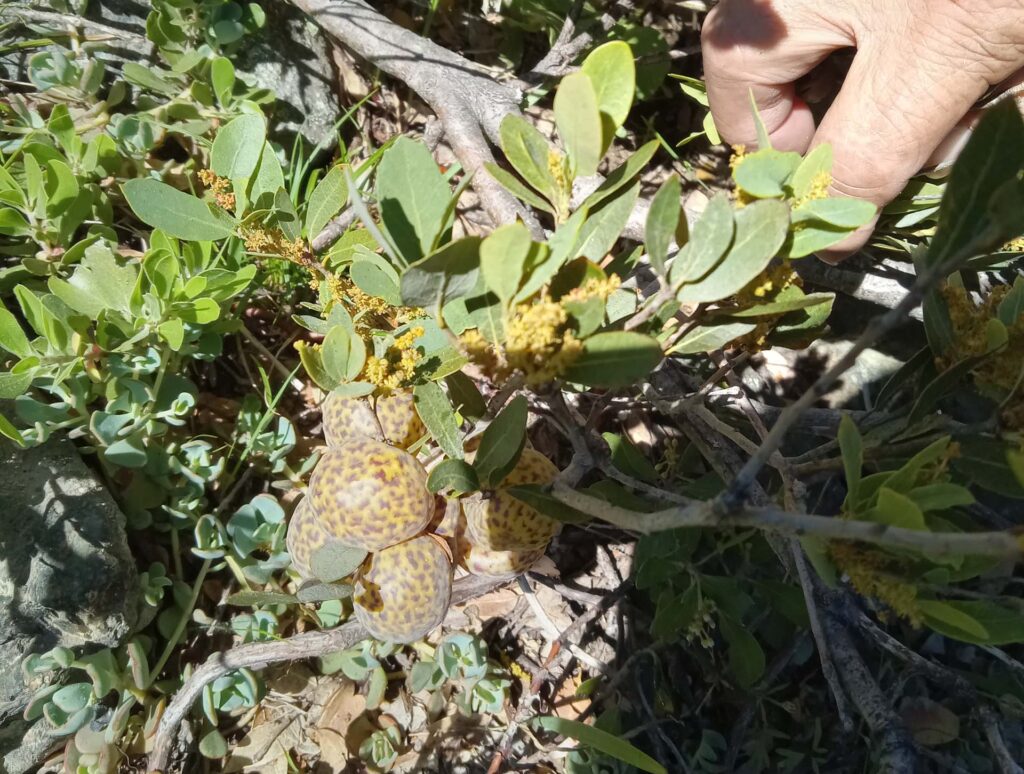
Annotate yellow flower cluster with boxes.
[198,169,235,211]
[239,226,307,266]
[792,170,832,210]
[458,276,623,385]
[363,326,425,393]
[940,283,1024,427]
[563,274,622,303]
[829,541,922,626]
[684,596,718,650]
[505,296,584,385]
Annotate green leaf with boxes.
[0,412,25,446]
[199,729,228,760]
[123,62,180,95]
[564,331,662,387]
[918,599,990,641]
[677,198,789,304]
[927,100,1024,267]
[645,174,682,276]
[723,290,835,318]
[122,178,235,241]
[305,165,347,239]
[376,136,452,262]
[998,276,1024,326]
[909,354,988,425]
[533,716,667,774]
[669,321,755,355]
[296,581,354,603]
[210,113,265,180]
[481,222,531,303]
[953,437,1024,499]
[867,487,926,530]
[790,144,832,200]
[670,193,733,286]
[413,382,464,460]
[719,614,765,688]
[574,181,640,262]
[793,197,876,228]
[48,242,138,318]
[733,149,800,198]
[104,436,148,468]
[925,600,1024,645]
[581,40,636,152]
[400,237,481,311]
[507,484,591,524]
[45,159,79,216]
[554,71,603,178]
[604,432,658,483]
[310,543,369,583]
[351,260,401,306]
[475,395,528,488]
[583,140,659,210]
[484,162,555,214]
[227,590,297,606]
[0,371,33,400]
[838,414,862,506]
[321,326,352,385]
[499,114,558,203]
[427,458,479,494]
[210,56,235,104]
[907,483,974,512]
[0,306,31,358]
[250,144,285,202]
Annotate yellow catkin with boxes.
[792,170,833,209]
[940,284,1024,427]
[362,326,425,394]
[829,542,923,626]
[563,274,622,303]
[504,296,583,385]
[199,169,235,210]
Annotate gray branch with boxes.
[288,0,537,233]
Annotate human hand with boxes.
[701,0,1024,261]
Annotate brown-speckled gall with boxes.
[285,497,332,580]
[322,390,424,449]
[353,535,453,643]
[456,509,543,578]
[308,439,434,552]
[463,448,561,552]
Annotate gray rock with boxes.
[0,436,140,774]
[0,0,342,148]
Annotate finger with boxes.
[701,0,853,151]
[813,31,1024,261]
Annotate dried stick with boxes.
[722,225,1004,510]
[551,485,1024,559]
[147,574,506,773]
[288,0,537,234]
[977,705,1024,774]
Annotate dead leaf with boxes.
[223,708,303,773]
[900,698,960,746]
[314,681,368,770]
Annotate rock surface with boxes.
[0,436,140,774]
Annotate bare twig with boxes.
[147,574,507,773]
[721,226,1004,511]
[822,611,917,773]
[310,208,357,253]
[289,0,539,234]
[978,705,1024,774]
[551,485,1024,559]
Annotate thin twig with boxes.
[551,485,1024,559]
[722,225,1003,511]
[147,574,507,773]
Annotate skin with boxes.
[701,0,1024,261]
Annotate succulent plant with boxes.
[462,449,561,552]
[353,535,454,643]
[308,439,434,552]
[322,391,425,449]
[456,511,544,578]
[285,497,333,580]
